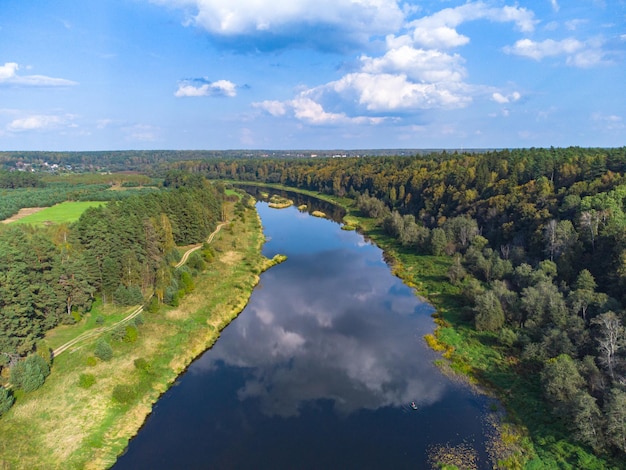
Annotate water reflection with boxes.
[114,203,492,470]
[197,236,444,418]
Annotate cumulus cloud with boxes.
[175,79,237,97]
[0,62,77,87]
[408,2,536,49]
[504,37,609,67]
[255,2,536,124]
[152,0,404,50]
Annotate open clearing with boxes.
[8,201,104,226]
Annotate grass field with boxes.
[12,201,104,226]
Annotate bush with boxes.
[145,296,160,313]
[78,373,96,389]
[124,325,138,343]
[85,356,97,367]
[95,315,105,326]
[134,358,152,374]
[36,340,52,366]
[10,355,50,392]
[0,387,14,417]
[498,328,518,348]
[94,339,113,361]
[112,384,136,404]
[111,324,127,342]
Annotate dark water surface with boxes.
[114,202,494,469]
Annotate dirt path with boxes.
[1,207,46,224]
[174,222,226,268]
[52,222,227,358]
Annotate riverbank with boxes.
[225,182,617,469]
[0,199,277,469]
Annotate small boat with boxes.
[410,401,418,410]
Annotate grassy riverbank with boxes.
[0,200,274,469]
[227,182,617,469]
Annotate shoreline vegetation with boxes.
[224,181,615,469]
[0,198,284,469]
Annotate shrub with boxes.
[134,358,152,374]
[111,324,127,342]
[0,387,15,417]
[78,373,96,389]
[36,341,52,366]
[10,355,50,392]
[145,296,160,313]
[112,384,136,404]
[85,356,97,367]
[124,325,138,343]
[133,314,144,327]
[95,315,105,326]
[94,339,113,361]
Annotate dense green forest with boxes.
[0,174,223,412]
[2,147,626,464]
[179,147,626,461]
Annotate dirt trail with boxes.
[1,207,46,224]
[52,222,227,358]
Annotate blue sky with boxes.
[0,0,624,151]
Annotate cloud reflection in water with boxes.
[193,205,447,418]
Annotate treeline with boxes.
[197,147,626,459]
[0,177,223,410]
[0,170,44,189]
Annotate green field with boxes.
[13,201,104,226]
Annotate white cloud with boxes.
[408,2,537,49]
[360,46,466,83]
[152,0,403,39]
[174,79,237,97]
[328,72,471,111]
[0,62,77,87]
[492,91,521,104]
[6,114,76,132]
[504,37,609,67]
[253,100,287,116]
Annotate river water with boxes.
[113,200,496,469]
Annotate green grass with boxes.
[13,201,104,226]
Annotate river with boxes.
[113,199,497,469]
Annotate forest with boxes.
[2,146,626,465]
[0,173,223,413]
[179,146,626,461]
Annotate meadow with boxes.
[11,201,104,226]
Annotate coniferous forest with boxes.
[0,172,223,399]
